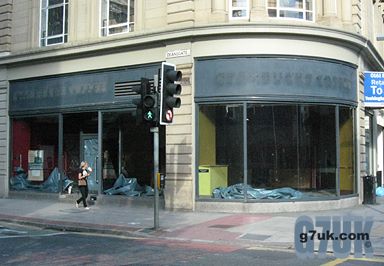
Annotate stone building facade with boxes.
[1,0,384,212]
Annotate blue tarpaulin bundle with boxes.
[104,174,154,197]
[212,183,303,200]
[377,186,384,197]
[10,167,73,193]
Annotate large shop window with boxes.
[101,111,162,196]
[101,111,165,196]
[101,0,135,36]
[267,0,314,21]
[198,105,244,198]
[11,116,59,191]
[40,0,68,46]
[198,104,355,200]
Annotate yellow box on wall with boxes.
[198,165,228,196]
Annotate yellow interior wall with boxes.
[340,117,353,193]
[199,110,216,165]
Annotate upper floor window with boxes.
[229,0,250,20]
[101,0,135,36]
[40,0,68,46]
[268,0,314,21]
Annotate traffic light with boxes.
[132,80,144,124]
[141,78,158,124]
[160,62,182,125]
[132,78,158,125]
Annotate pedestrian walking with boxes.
[76,161,92,210]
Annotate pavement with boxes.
[1,191,384,257]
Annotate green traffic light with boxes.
[145,110,154,121]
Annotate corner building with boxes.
[0,0,384,212]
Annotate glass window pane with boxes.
[232,9,247,18]
[109,0,128,25]
[305,0,313,10]
[198,105,244,199]
[109,25,128,35]
[306,12,313,21]
[299,106,336,196]
[280,10,303,19]
[339,107,355,195]
[64,4,68,33]
[247,105,298,191]
[268,9,277,17]
[280,0,301,8]
[130,0,135,22]
[47,36,63,45]
[268,0,277,7]
[49,0,63,6]
[232,0,247,7]
[47,6,64,36]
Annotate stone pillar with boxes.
[341,0,352,21]
[323,0,337,17]
[341,0,354,31]
[0,80,8,198]
[211,0,227,22]
[250,0,267,21]
[320,0,342,27]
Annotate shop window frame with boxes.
[195,102,357,202]
[10,114,61,189]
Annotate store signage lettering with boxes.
[195,58,357,102]
[215,71,352,91]
[364,71,384,107]
[12,82,107,102]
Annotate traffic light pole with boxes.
[151,126,159,230]
[152,73,160,230]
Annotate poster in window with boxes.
[28,150,44,181]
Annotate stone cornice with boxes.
[1,23,383,70]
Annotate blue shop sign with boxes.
[364,71,384,107]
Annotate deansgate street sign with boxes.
[165,49,191,59]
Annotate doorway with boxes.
[80,133,98,193]
[63,112,98,191]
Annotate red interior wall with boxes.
[12,121,30,174]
